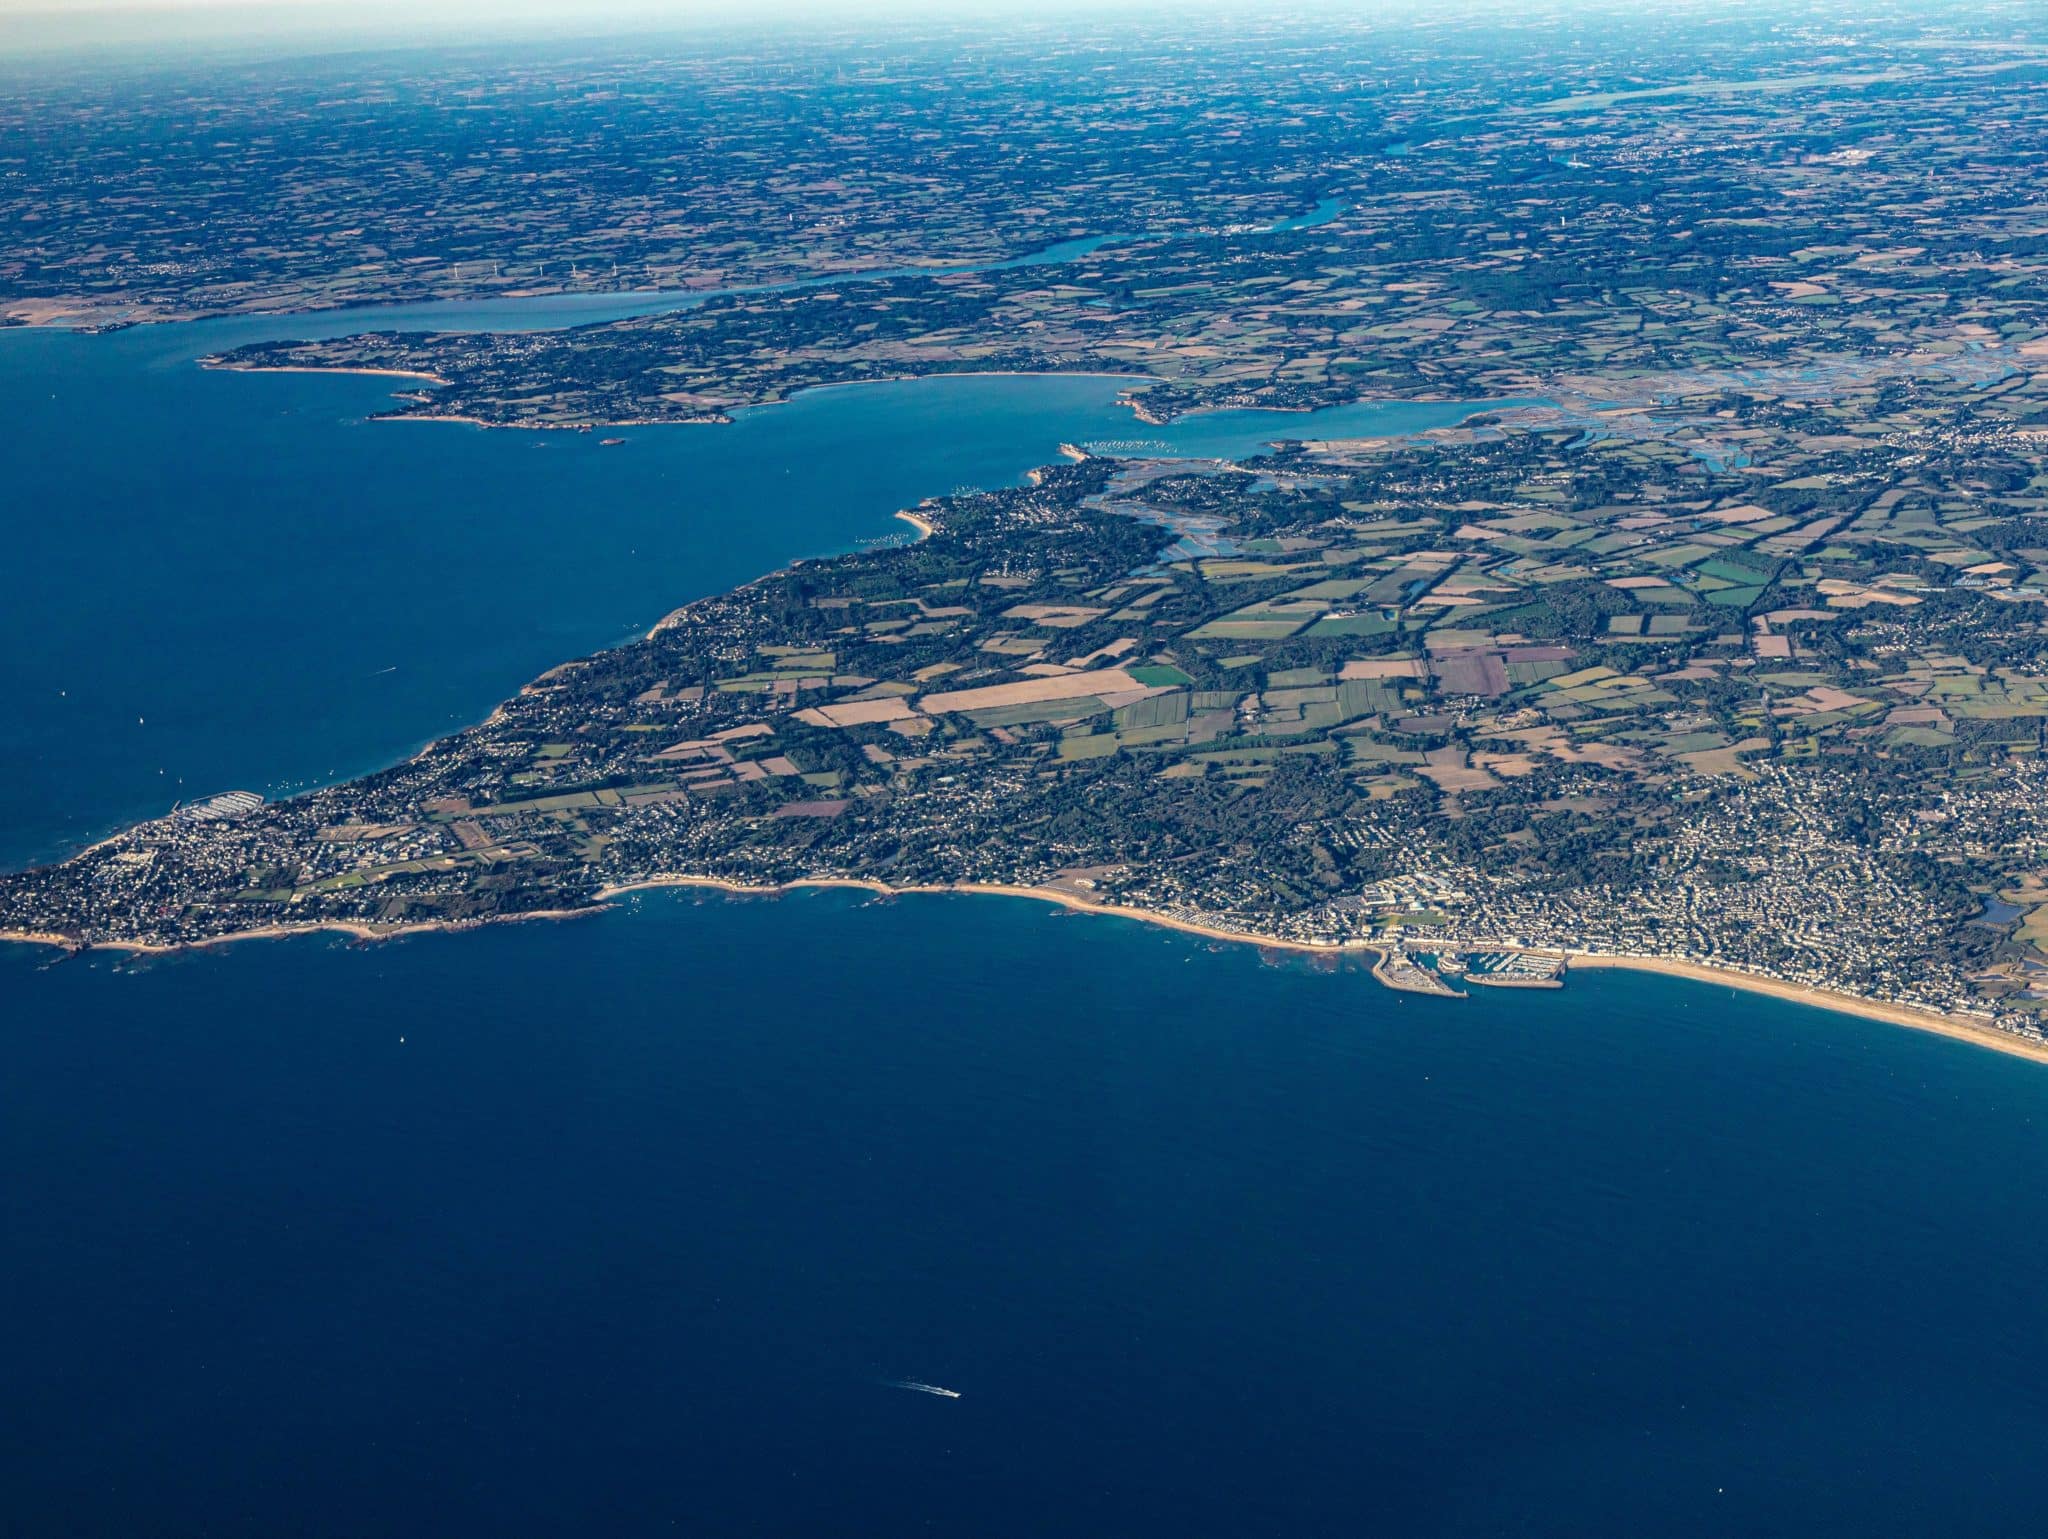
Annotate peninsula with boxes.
[6,390,2048,1055]
[8,12,2048,1056]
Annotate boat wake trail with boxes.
[885,1379,962,1399]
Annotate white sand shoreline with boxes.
[7,879,2042,1066]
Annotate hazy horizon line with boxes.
[3,0,1962,65]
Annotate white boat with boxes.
[887,1379,962,1399]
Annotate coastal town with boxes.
[7,12,2048,1054]
[6,351,2048,1050]
[21,9,2048,1533]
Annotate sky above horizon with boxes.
[0,0,1652,60]
[0,0,1107,56]
[0,0,2002,63]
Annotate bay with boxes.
[0,317,1484,869]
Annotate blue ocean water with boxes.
[5,889,2048,1536]
[8,312,2048,1536]
[0,326,1118,868]
[0,319,1485,868]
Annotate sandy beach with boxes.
[589,881,2046,1064]
[376,411,722,431]
[1561,952,2048,1066]
[588,880,2048,1066]
[620,885,2048,1064]
[593,873,1351,957]
[0,904,599,960]
[209,361,451,386]
[7,876,2042,1069]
